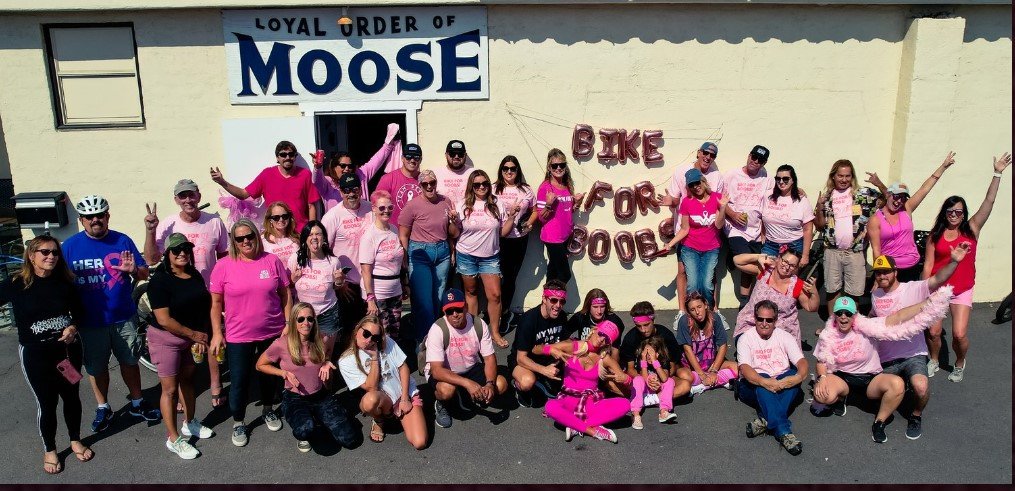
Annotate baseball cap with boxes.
[338,173,361,191]
[700,142,718,155]
[685,168,704,185]
[871,255,897,272]
[750,145,770,163]
[596,320,620,345]
[403,143,423,159]
[173,179,199,196]
[833,297,858,315]
[446,140,467,154]
[165,232,194,250]
[442,288,466,311]
[886,183,910,196]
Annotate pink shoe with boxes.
[591,426,618,443]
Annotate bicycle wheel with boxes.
[994,292,1012,325]
[136,327,157,373]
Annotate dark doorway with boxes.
[315,113,406,194]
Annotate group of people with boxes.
[5,128,1009,472]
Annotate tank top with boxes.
[734,269,805,345]
[931,232,976,295]
[875,209,920,268]
[563,354,600,392]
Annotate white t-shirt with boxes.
[320,201,373,284]
[357,223,405,300]
[338,335,418,404]
[736,327,804,377]
[830,189,855,249]
[286,254,339,314]
[871,280,931,363]
[154,211,229,286]
[723,168,770,241]
[424,315,495,379]
[761,195,815,244]
[495,185,535,239]
[262,236,298,268]
[432,164,474,206]
[455,200,506,258]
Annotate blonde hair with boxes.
[542,148,574,193]
[823,159,859,194]
[286,302,326,366]
[262,201,299,243]
[228,219,264,259]
[18,236,75,289]
[342,315,386,376]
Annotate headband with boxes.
[633,315,654,324]
[590,298,607,307]
[543,289,567,299]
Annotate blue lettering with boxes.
[296,49,342,94]
[437,29,481,93]
[395,42,433,94]
[348,51,390,94]
[234,33,296,96]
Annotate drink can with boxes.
[215,345,226,364]
[314,149,325,165]
[191,344,205,364]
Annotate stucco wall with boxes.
[0,4,1009,310]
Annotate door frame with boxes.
[298,100,422,144]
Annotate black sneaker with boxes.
[91,406,114,432]
[434,400,452,428]
[128,398,162,421]
[906,416,922,440]
[832,400,847,417]
[515,388,533,408]
[872,419,888,443]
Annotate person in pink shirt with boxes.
[732,249,820,346]
[493,155,535,327]
[210,140,320,231]
[287,220,344,338]
[723,145,772,306]
[432,140,474,207]
[321,173,373,332]
[256,302,356,453]
[425,289,509,429]
[209,218,292,447]
[528,148,585,285]
[359,191,408,343]
[662,167,728,308]
[375,143,423,225]
[660,142,726,316]
[310,123,400,209]
[760,165,813,265]
[812,290,952,443]
[261,201,300,267]
[449,170,518,348]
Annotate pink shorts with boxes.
[393,392,423,418]
[146,326,194,378]
[950,287,974,307]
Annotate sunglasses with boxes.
[472,181,490,190]
[445,307,464,315]
[688,181,703,188]
[234,232,258,243]
[596,331,609,340]
[341,187,361,194]
[296,315,316,323]
[376,205,394,212]
[404,155,422,162]
[892,194,909,202]
[268,213,292,222]
[946,209,965,217]
[168,245,193,255]
[420,181,437,189]
[701,151,717,158]
[277,151,295,158]
[775,176,792,184]
[81,213,106,221]
[549,163,567,170]
[834,310,855,318]
[544,297,565,305]
[360,329,382,343]
[749,154,767,164]
[448,152,466,158]
[36,248,60,257]
[502,165,518,173]
[336,163,354,169]
[754,316,776,324]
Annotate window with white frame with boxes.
[43,24,145,128]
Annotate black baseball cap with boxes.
[446,140,466,155]
[403,143,422,159]
[338,173,361,191]
[750,145,770,163]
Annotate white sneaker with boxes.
[564,427,578,442]
[263,410,283,432]
[672,311,686,331]
[642,393,660,407]
[690,384,707,396]
[718,312,731,331]
[948,361,965,382]
[181,419,215,439]
[166,436,200,459]
[927,359,940,377]
[297,440,312,453]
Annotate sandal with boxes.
[369,420,385,443]
[211,388,227,408]
[43,454,62,475]
[71,442,94,462]
[492,336,510,349]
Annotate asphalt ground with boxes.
[1,303,1010,484]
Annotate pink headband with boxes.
[543,289,567,299]
[590,298,607,307]
[633,315,654,324]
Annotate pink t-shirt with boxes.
[667,162,725,221]
[496,185,535,239]
[535,181,575,244]
[830,189,855,249]
[244,166,320,231]
[320,201,372,284]
[871,280,930,362]
[814,327,883,375]
[679,192,723,252]
[209,253,290,343]
[264,337,326,396]
[723,168,770,241]
[154,212,229,286]
[358,223,405,300]
[456,200,506,258]
[262,235,298,268]
[312,142,393,209]
[736,327,804,377]
[432,165,473,206]
[424,314,495,378]
[286,254,339,315]
[398,195,453,243]
[375,169,421,225]
[761,195,815,244]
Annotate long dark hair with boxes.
[494,155,531,194]
[17,236,75,289]
[635,336,671,368]
[930,196,975,243]
[684,291,715,341]
[578,288,612,317]
[769,164,802,202]
[325,151,352,181]
[542,148,574,193]
[296,220,336,268]
[155,248,200,278]
[463,169,500,220]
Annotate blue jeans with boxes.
[408,240,451,342]
[761,238,804,257]
[736,367,802,437]
[282,389,358,447]
[226,338,281,422]
[679,247,720,303]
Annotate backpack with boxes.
[416,314,485,375]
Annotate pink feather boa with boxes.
[217,191,264,228]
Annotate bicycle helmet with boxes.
[75,195,109,215]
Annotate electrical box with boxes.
[13,192,70,228]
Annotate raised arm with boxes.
[927,241,970,290]
[209,166,250,200]
[853,286,954,341]
[733,253,773,277]
[906,152,956,213]
[968,152,1011,235]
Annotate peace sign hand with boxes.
[941,151,956,169]
[144,203,158,231]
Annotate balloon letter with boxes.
[635,228,661,261]
[633,180,660,215]
[572,124,594,160]
[597,128,619,161]
[583,180,613,212]
[613,187,636,221]
[614,231,636,263]
[658,217,675,242]
[587,229,611,262]
[643,130,664,164]
[567,225,588,256]
[617,129,640,162]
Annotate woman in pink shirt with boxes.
[288,220,344,338]
[493,155,535,328]
[663,168,728,308]
[812,289,952,443]
[359,191,408,343]
[760,165,814,267]
[256,302,356,453]
[311,124,400,209]
[528,149,585,285]
[261,201,300,267]
[449,170,517,348]
[209,218,292,447]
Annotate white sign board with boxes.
[223,7,489,104]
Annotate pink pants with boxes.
[630,376,675,411]
[545,395,630,433]
[690,368,738,389]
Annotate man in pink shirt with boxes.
[425,289,508,428]
[375,143,423,225]
[143,179,229,286]
[320,173,373,331]
[724,145,772,306]
[661,142,726,315]
[869,247,966,440]
[210,140,320,231]
[432,140,474,206]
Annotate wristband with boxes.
[485,380,495,386]
[366,293,377,302]
[639,360,649,369]
[994,172,1004,178]
[651,360,662,370]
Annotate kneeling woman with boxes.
[338,316,427,450]
[812,289,952,444]
[533,321,629,443]
[256,303,357,453]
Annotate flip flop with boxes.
[631,418,644,430]
[71,443,94,462]
[659,411,678,423]
[43,457,62,475]
[369,420,385,443]
[493,337,510,349]
[211,388,227,408]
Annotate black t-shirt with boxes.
[0,275,83,346]
[146,270,211,335]
[566,311,625,349]
[619,324,682,370]
[508,306,570,367]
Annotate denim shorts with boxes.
[456,251,501,276]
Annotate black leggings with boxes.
[500,236,529,311]
[544,241,571,284]
[226,338,281,422]
[19,342,83,452]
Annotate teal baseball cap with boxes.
[833,297,857,315]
